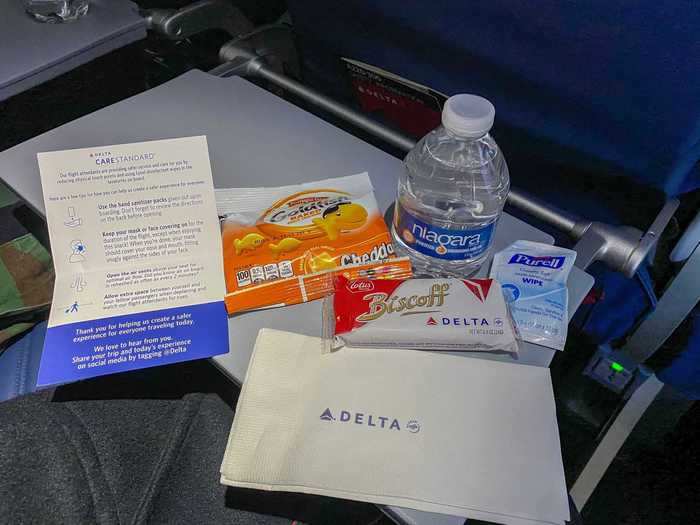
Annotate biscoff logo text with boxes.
[356,283,450,322]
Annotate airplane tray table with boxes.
[0,0,146,102]
[0,69,594,525]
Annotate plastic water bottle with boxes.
[391,94,510,277]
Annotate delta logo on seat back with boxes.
[508,253,566,269]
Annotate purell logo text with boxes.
[356,283,450,322]
[508,253,566,269]
[347,280,375,293]
[319,408,420,433]
[412,223,481,247]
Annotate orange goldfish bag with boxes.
[216,173,412,314]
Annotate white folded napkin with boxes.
[220,329,570,525]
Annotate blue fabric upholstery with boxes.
[289,1,700,196]
[572,264,657,346]
[0,322,45,402]
[657,308,700,399]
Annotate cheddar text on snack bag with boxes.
[356,283,450,322]
[339,242,395,265]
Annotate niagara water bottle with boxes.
[391,94,510,277]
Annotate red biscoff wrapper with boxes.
[323,276,519,354]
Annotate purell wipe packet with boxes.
[490,240,576,351]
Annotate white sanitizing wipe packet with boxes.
[490,241,576,351]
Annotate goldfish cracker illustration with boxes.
[234,232,266,255]
[269,237,302,257]
[216,173,412,314]
[307,251,338,272]
[311,202,368,240]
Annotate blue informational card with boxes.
[36,136,229,386]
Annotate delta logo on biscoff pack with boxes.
[325,276,519,353]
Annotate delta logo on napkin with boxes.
[318,407,420,433]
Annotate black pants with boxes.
[0,359,387,525]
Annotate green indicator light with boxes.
[610,362,624,373]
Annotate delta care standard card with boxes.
[37,136,228,386]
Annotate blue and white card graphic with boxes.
[37,137,228,386]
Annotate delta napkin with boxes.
[220,329,570,525]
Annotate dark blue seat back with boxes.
[289,1,700,196]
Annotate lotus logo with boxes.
[348,280,374,292]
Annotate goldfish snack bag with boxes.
[216,173,412,314]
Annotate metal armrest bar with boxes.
[143,0,253,40]
[210,50,678,277]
